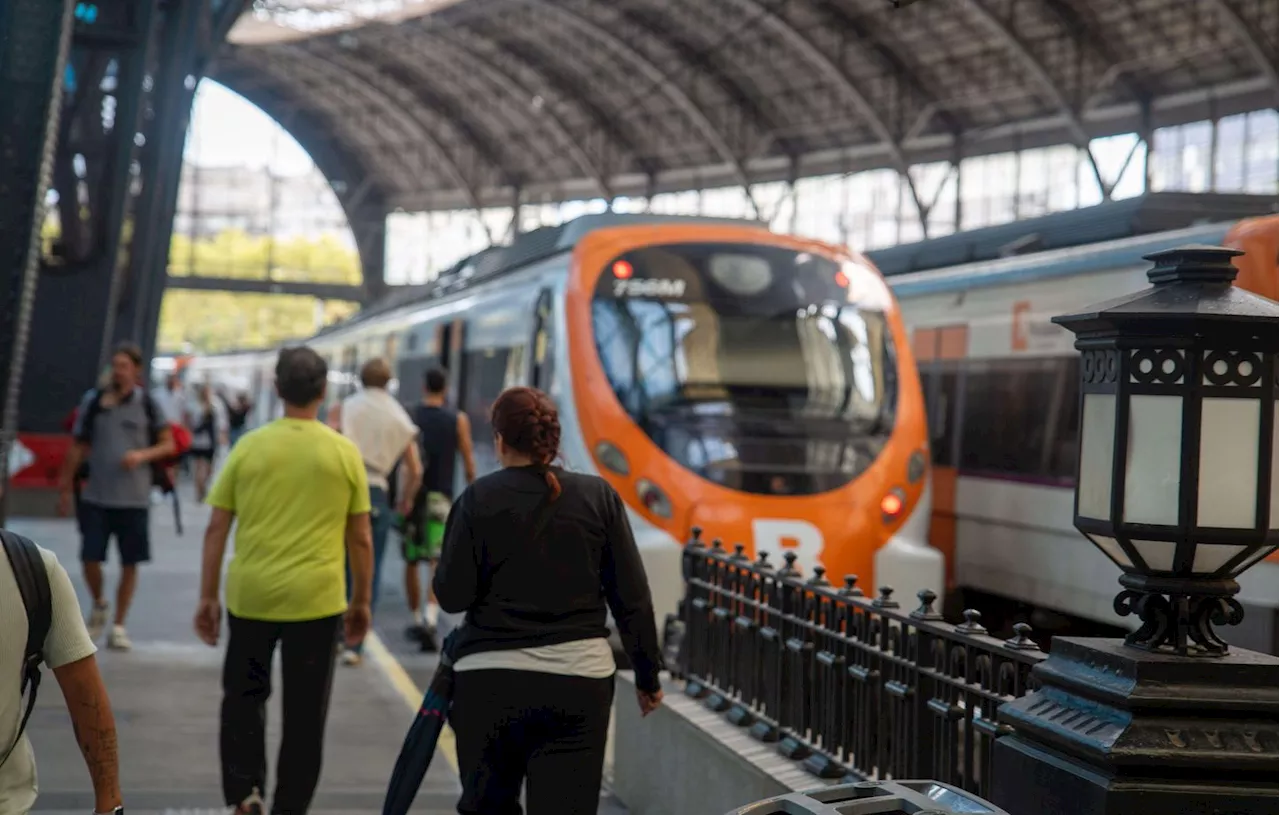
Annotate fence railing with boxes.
[673,530,1048,801]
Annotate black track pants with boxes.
[450,669,616,815]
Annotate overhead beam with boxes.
[805,0,965,134]
[492,35,654,176]
[246,46,493,236]
[613,4,791,157]
[368,23,612,199]
[718,0,931,229]
[413,30,614,198]
[339,38,519,188]
[953,0,1110,194]
[1203,0,1279,95]
[520,0,760,215]
[166,275,365,301]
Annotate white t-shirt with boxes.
[0,546,98,813]
[340,387,419,491]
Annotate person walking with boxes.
[1,539,123,814]
[186,384,226,501]
[338,358,422,666]
[402,368,475,650]
[57,341,176,651]
[433,386,664,815]
[227,392,253,447]
[193,346,374,815]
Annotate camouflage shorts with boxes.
[400,491,450,562]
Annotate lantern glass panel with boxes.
[1124,395,1183,526]
[1197,397,1261,529]
[1191,543,1249,574]
[1079,393,1116,520]
[1130,538,1177,572]
[1088,534,1133,568]
[1271,402,1278,530]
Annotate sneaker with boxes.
[418,626,439,653]
[87,602,108,641]
[405,623,426,643]
[106,625,132,651]
[341,649,363,667]
[232,787,265,815]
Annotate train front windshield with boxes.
[591,242,899,496]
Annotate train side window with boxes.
[531,288,556,392]
[922,364,960,468]
[957,356,1078,483]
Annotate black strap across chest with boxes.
[0,529,50,769]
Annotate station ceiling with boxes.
[208,0,1279,214]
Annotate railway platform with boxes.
[14,488,628,814]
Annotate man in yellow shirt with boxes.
[193,346,373,815]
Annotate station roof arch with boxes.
[209,0,1279,214]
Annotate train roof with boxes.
[885,219,1241,298]
[864,193,1278,277]
[317,212,769,338]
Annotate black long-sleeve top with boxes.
[433,464,664,693]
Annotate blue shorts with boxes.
[80,503,151,566]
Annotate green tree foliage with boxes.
[158,229,362,354]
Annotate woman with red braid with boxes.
[432,386,664,815]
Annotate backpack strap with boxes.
[0,530,51,770]
[76,389,105,445]
[140,391,162,444]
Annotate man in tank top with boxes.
[401,367,475,650]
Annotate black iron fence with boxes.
[673,530,1047,802]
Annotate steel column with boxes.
[0,0,76,518]
[119,0,206,366]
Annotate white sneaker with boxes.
[106,625,132,651]
[87,602,108,641]
[341,649,363,667]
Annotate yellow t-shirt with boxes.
[207,417,371,622]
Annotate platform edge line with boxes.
[363,630,461,775]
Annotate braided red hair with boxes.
[491,386,562,501]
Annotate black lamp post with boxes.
[1053,244,1278,656]
[990,246,1278,815]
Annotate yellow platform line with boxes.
[364,630,460,776]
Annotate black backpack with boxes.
[0,530,51,769]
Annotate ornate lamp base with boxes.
[991,637,1278,815]
[1113,574,1244,657]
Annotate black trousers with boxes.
[450,669,615,815]
[221,612,341,815]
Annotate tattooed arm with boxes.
[53,655,122,813]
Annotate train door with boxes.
[530,288,556,393]
[457,299,535,477]
[913,324,968,590]
[437,319,466,401]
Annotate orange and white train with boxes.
[887,214,1279,653]
[186,214,938,628]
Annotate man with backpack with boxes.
[57,341,179,652]
[0,532,123,813]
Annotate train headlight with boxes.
[907,450,927,483]
[594,441,630,476]
[881,488,906,522]
[637,479,673,519]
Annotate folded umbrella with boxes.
[383,629,459,815]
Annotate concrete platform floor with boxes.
[13,486,627,814]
